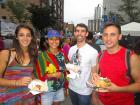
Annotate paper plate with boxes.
[28,79,48,95]
[86,81,109,92]
[93,86,109,92]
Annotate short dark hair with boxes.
[75,23,88,32]
[103,23,121,34]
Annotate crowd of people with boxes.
[0,22,140,105]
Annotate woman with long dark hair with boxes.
[0,24,38,105]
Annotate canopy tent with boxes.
[121,22,140,36]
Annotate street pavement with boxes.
[62,95,93,105]
[61,96,72,105]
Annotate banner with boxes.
[100,15,117,32]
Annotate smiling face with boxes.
[102,26,122,49]
[74,26,88,43]
[47,37,60,49]
[16,28,32,48]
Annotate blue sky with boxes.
[64,0,103,25]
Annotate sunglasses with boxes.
[76,49,79,59]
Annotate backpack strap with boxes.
[98,49,133,83]
[125,49,134,83]
[125,49,130,76]
[2,50,11,78]
[98,50,105,63]
[97,50,105,74]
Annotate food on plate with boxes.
[29,79,48,92]
[95,77,111,88]
[31,84,45,91]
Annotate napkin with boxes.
[65,63,80,79]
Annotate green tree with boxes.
[27,4,57,34]
[118,0,140,22]
[6,0,27,22]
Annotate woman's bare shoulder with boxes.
[0,50,10,74]
[0,49,9,56]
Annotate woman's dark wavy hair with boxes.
[13,24,38,63]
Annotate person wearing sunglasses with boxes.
[68,23,98,105]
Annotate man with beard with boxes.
[68,23,98,105]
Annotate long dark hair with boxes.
[13,24,38,63]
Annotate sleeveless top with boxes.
[98,47,134,105]
[0,55,35,105]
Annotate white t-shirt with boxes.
[68,43,98,95]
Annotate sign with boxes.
[102,15,116,24]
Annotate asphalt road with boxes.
[61,96,72,105]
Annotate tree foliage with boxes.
[118,0,140,22]
[27,4,57,33]
[6,0,27,22]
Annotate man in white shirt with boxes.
[68,23,98,105]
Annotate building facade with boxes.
[46,0,64,29]
[103,0,122,15]
[88,20,94,32]
[103,0,140,23]
[0,0,64,29]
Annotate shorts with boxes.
[41,88,64,105]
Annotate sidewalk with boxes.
[61,96,72,105]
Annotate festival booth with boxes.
[120,22,140,48]
[121,22,140,36]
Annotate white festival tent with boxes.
[121,22,140,36]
